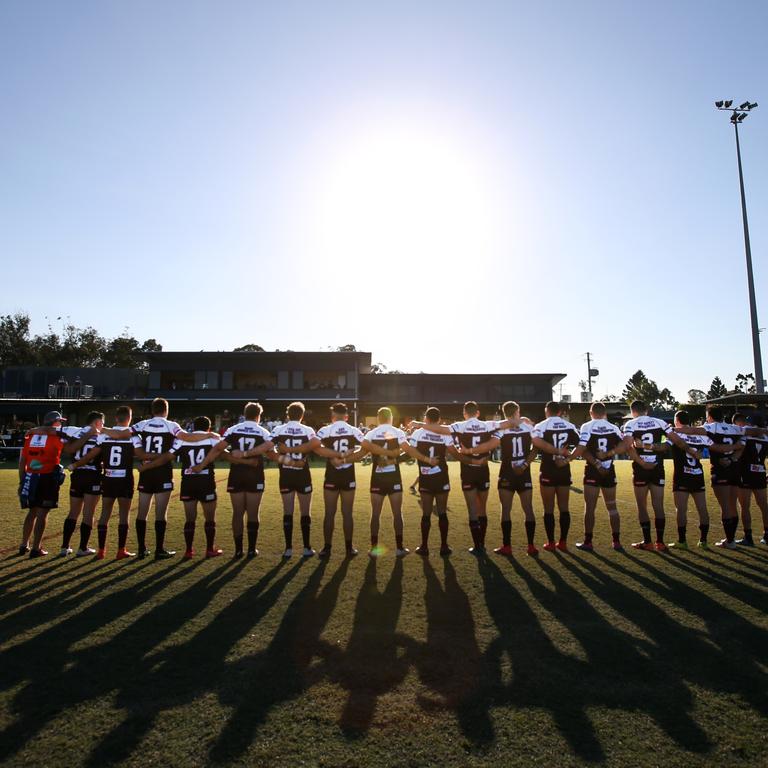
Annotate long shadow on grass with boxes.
[530,556,709,755]
[475,556,606,761]
[414,556,493,747]
[0,559,217,762]
[84,559,298,767]
[585,552,768,710]
[326,557,412,738]
[207,557,349,762]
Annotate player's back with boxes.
[579,419,622,455]
[450,417,499,456]
[533,416,579,466]
[133,417,181,455]
[272,421,316,467]
[97,430,136,477]
[494,422,533,466]
[623,416,670,460]
[365,424,406,470]
[317,421,364,470]
[172,434,221,476]
[410,427,451,467]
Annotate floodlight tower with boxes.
[715,100,764,393]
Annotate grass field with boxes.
[1,460,767,768]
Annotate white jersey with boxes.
[449,417,502,457]
[271,421,317,471]
[131,417,183,456]
[364,423,407,473]
[223,421,273,452]
[578,419,623,470]
[316,421,365,470]
[623,416,672,465]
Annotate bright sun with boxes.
[306,116,506,283]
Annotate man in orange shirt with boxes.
[18,411,96,558]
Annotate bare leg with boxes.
[390,492,406,552]
[691,492,709,543]
[540,484,556,544]
[322,488,339,550]
[30,508,49,551]
[340,489,356,551]
[370,493,384,552]
[602,486,620,542]
[230,491,246,550]
[20,509,36,550]
[582,485,599,541]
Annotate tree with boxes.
[707,377,728,399]
[621,370,677,410]
[336,344,357,352]
[0,312,33,367]
[687,389,707,404]
[233,343,265,352]
[734,373,756,394]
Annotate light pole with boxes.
[715,100,764,394]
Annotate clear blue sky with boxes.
[1,1,765,400]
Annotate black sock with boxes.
[559,511,571,542]
[234,535,243,554]
[420,515,431,547]
[184,521,195,551]
[300,516,311,549]
[677,526,686,543]
[699,523,709,542]
[543,513,555,543]
[479,516,488,545]
[524,520,536,546]
[283,515,293,549]
[469,519,481,548]
[135,519,147,552]
[654,517,665,542]
[155,520,167,551]
[97,524,108,550]
[640,521,652,544]
[611,529,620,543]
[61,518,77,548]
[438,514,449,547]
[501,519,512,546]
[395,534,404,549]
[79,523,92,551]
[204,520,216,550]
[584,531,593,544]
[723,516,738,542]
[345,539,354,552]
[743,528,752,539]
[247,521,259,552]
[117,523,128,549]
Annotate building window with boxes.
[160,371,194,390]
[234,371,277,390]
[305,371,347,390]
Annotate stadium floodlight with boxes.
[715,100,724,108]
[714,98,765,393]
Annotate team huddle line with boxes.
[14,396,768,561]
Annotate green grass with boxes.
[1,461,767,767]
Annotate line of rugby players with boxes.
[15,396,768,559]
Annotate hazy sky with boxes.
[1,1,765,400]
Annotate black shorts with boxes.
[180,476,217,502]
[69,469,102,498]
[460,463,490,492]
[540,463,572,488]
[20,471,62,510]
[137,464,174,494]
[102,474,135,500]
[370,471,403,496]
[584,465,617,489]
[324,466,357,492]
[279,467,312,495]
[711,465,740,486]
[419,470,450,495]
[739,469,767,490]
[498,468,533,493]
[227,465,265,493]
[673,473,706,493]
[632,462,665,488]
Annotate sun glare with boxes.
[307,118,506,281]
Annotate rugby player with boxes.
[571,402,624,551]
[405,406,458,556]
[457,401,537,556]
[733,413,768,546]
[531,401,580,552]
[195,402,275,557]
[362,407,410,557]
[410,401,503,555]
[60,410,104,556]
[18,411,96,558]
[315,403,367,558]
[93,406,139,559]
[666,410,714,549]
[270,402,320,558]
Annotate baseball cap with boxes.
[43,411,67,426]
